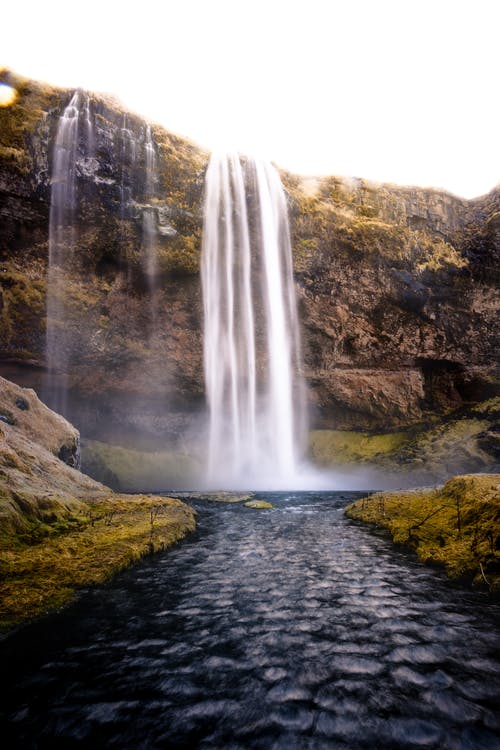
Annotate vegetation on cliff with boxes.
[309,398,500,484]
[345,474,500,592]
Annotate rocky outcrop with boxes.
[0,69,498,450]
[0,375,80,467]
[0,376,106,538]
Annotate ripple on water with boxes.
[391,666,454,690]
[266,681,313,704]
[388,645,449,665]
[330,655,386,676]
[422,690,483,723]
[446,726,500,750]
[269,704,314,732]
[315,711,383,743]
[262,667,288,683]
[388,718,444,747]
[85,700,140,724]
[456,677,500,702]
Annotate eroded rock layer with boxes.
[0,69,498,448]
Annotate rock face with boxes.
[0,69,498,449]
[0,375,107,538]
[284,173,499,430]
[0,375,81,468]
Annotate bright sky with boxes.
[2,0,499,198]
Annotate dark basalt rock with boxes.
[0,69,498,445]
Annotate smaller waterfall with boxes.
[119,114,137,220]
[142,125,159,316]
[202,153,307,488]
[46,91,94,415]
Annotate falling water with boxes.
[46,91,94,415]
[201,152,307,488]
[142,124,159,298]
[119,114,137,220]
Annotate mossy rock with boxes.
[82,440,201,492]
[309,429,410,465]
[205,493,252,504]
[244,500,273,510]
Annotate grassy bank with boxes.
[345,474,500,592]
[0,493,195,633]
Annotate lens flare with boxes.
[0,83,17,107]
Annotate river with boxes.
[1,492,499,748]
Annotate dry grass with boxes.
[345,474,500,592]
[0,494,195,632]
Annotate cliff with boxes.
[0,69,498,476]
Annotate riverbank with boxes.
[0,493,196,633]
[345,473,500,592]
[0,376,196,633]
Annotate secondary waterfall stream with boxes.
[142,123,159,301]
[201,153,307,487]
[45,90,94,415]
[1,494,499,748]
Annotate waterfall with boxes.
[142,124,159,316]
[201,152,307,488]
[119,114,137,221]
[46,90,94,415]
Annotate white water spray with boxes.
[201,153,307,488]
[46,90,93,414]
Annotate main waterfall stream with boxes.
[1,493,499,748]
[202,154,307,488]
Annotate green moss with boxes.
[0,69,60,174]
[158,232,201,275]
[244,500,273,509]
[310,430,410,466]
[345,474,500,591]
[0,494,196,632]
[0,269,46,348]
[203,493,252,503]
[416,238,468,272]
[471,397,500,418]
[309,406,498,481]
[82,440,200,491]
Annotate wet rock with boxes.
[244,500,274,509]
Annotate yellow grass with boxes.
[0,494,195,632]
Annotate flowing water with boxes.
[46,90,94,415]
[142,124,159,314]
[1,493,499,749]
[201,154,307,488]
[119,114,138,222]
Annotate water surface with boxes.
[1,492,499,748]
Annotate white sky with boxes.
[2,0,499,198]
